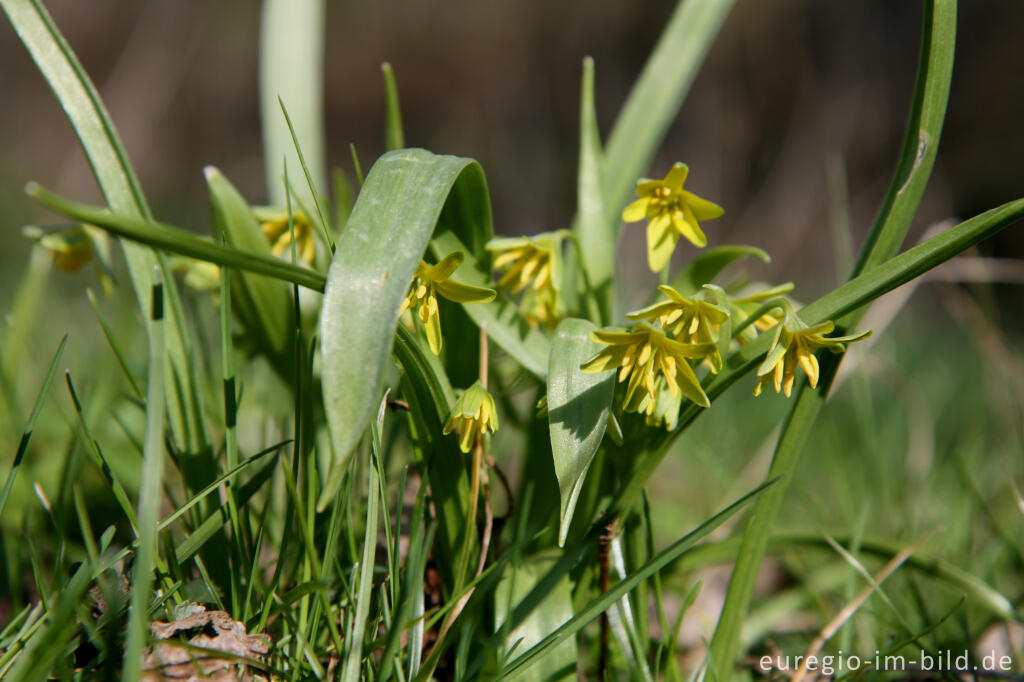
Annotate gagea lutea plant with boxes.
[2,0,1022,679]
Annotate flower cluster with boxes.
[399,251,496,355]
[753,314,871,397]
[487,234,563,328]
[444,380,500,453]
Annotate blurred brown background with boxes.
[1,0,1022,303]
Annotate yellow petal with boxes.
[681,190,724,221]
[424,304,443,355]
[623,197,653,223]
[646,213,678,272]
[664,163,689,190]
[673,206,708,248]
[429,251,465,280]
[798,349,819,388]
[434,279,496,304]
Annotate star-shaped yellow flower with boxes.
[400,251,496,355]
[255,208,317,264]
[627,285,730,372]
[622,163,724,272]
[754,316,871,397]
[444,380,500,453]
[487,234,562,328]
[581,324,715,411]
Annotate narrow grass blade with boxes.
[86,289,144,400]
[501,478,773,680]
[382,62,406,150]
[601,0,735,234]
[341,400,385,682]
[26,183,326,291]
[0,335,66,521]
[123,268,167,681]
[573,57,613,324]
[319,149,490,491]
[547,319,615,546]
[278,98,334,251]
[259,0,326,206]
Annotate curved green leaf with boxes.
[320,149,486,478]
[382,62,405,151]
[670,244,770,296]
[547,319,615,547]
[25,183,327,292]
[206,167,292,362]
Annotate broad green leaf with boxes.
[495,555,577,682]
[206,167,292,363]
[431,231,550,378]
[573,57,613,325]
[601,0,735,235]
[25,184,327,292]
[670,245,770,296]
[320,149,486,489]
[382,62,405,151]
[547,319,615,546]
[259,0,326,206]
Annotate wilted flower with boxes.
[255,208,316,264]
[444,380,500,453]
[754,314,871,397]
[487,234,562,328]
[400,251,496,354]
[581,324,715,411]
[622,162,724,272]
[627,285,730,372]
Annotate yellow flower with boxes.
[444,380,500,453]
[24,224,94,272]
[754,316,871,397]
[726,283,794,345]
[581,324,715,411]
[255,208,316,264]
[400,251,496,355]
[487,234,562,328]
[627,285,730,372]
[622,163,724,272]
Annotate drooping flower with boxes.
[581,324,715,411]
[627,285,730,372]
[487,234,562,328]
[754,314,871,397]
[622,162,724,272]
[444,380,500,453]
[255,208,317,264]
[400,251,496,355]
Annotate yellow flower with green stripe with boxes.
[255,208,316,264]
[444,380,500,453]
[754,316,871,397]
[581,324,715,412]
[487,234,562,328]
[400,251,496,355]
[627,285,730,372]
[622,163,724,272]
